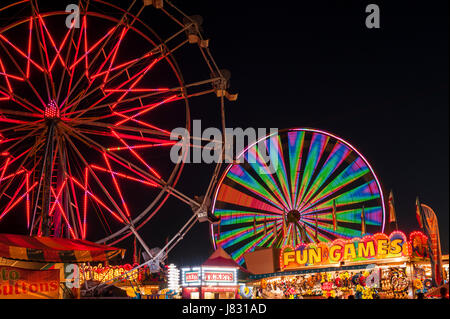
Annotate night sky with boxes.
[0,1,448,267]
[163,0,449,266]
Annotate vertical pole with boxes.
[31,122,55,236]
[263,217,266,235]
[408,259,415,299]
[41,123,55,237]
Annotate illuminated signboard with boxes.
[202,267,237,286]
[80,263,142,283]
[181,268,201,286]
[181,267,238,287]
[280,231,426,270]
[185,271,199,282]
[167,264,180,292]
[204,271,234,283]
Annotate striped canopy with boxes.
[0,233,125,263]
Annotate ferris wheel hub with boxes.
[286,210,301,224]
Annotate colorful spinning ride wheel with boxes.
[210,128,385,265]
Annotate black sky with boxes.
[159,0,449,267]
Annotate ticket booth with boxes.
[181,247,244,299]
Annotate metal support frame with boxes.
[1,0,237,294]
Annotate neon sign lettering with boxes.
[280,231,420,270]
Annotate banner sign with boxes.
[280,231,416,270]
[0,266,60,299]
[419,204,444,286]
[201,267,237,285]
[80,263,142,284]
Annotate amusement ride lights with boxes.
[211,128,386,266]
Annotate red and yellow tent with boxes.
[0,233,125,263]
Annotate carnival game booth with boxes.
[246,231,448,299]
[181,247,250,299]
[0,233,124,299]
[80,262,168,298]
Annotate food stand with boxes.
[79,262,166,297]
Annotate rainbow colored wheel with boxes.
[210,128,385,265]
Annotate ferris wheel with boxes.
[210,128,386,265]
[0,0,232,262]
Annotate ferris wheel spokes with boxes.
[0,1,236,270]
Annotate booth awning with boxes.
[0,233,125,263]
[203,246,251,274]
[203,256,242,268]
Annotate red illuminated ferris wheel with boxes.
[0,0,231,259]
